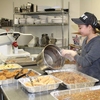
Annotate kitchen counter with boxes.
[1,83,56,100]
[0,65,67,100]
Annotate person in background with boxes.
[61,12,100,85]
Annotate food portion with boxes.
[0,69,38,80]
[57,89,100,100]
[25,76,57,87]
[0,64,21,70]
[65,59,76,64]
[51,72,89,84]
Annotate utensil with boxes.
[14,69,34,86]
[14,69,24,79]
[14,69,30,79]
[26,70,33,86]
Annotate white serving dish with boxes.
[40,19,47,23]
[47,16,54,23]
[26,17,34,24]
[52,19,67,23]
[18,75,62,93]
[38,15,47,19]
[34,19,41,24]
[52,17,67,23]
[45,69,99,89]
[19,18,26,24]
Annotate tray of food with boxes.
[51,85,100,100]
[18,75,63,93]
[0,68,41,85]
[6,57,37,66]
[45,69,99,89]
[0,63,22,70]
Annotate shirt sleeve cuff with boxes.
[74,54,80,61]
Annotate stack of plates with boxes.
[52,18,67,23]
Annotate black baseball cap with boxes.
[71,12,98,27]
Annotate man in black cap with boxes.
[61,12,100,85]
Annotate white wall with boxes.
[0,0,80,47]
[80,0,100,20]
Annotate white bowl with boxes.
[19,18,26,24]
[52,18,67,23]
[26,17,34,24]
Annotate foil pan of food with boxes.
[18,75,63,93]
[14,68,41,79]
[51,85,100,100]
[45,69,99,89]
[0,63,22,70]
[0,68,41,85]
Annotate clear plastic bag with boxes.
[64,54,74,61]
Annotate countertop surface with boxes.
[1,65,67,100]
[1,83,56,100]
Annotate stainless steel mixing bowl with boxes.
[36,44,65,70]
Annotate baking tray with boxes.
[0,68,41,85]
[18,75,63,93]
[45,69,99,89]
[0,63,22,70]
[28,69,41,76]
[51,85,100,100]
[6,57,37,66]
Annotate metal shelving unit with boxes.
[13,23,68,27]
[13,1,70,48]
[14,11,68,15]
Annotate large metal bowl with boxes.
[36,44,65,70]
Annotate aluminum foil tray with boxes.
[27,69,41,76]
[51,85,100,100]
[0,63,22,70]
[0,79,15,85]
[45,69,99,89]
[18,75,63,93]
[0,69,41,85]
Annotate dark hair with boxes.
[86,22,100,33]
[96,23,100,30]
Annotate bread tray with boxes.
[45,69,99,89]
[0,69,41,85]
[18,75,63,93]
[0,63,22,70]
[51,85,100,100]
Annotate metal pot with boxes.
[36,44,65,70]
[14,7,21,13]
[26,2,34,12]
